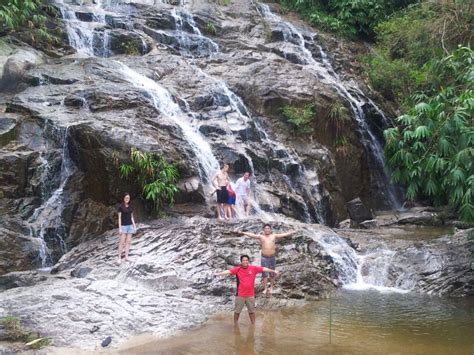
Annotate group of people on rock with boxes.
[116,165,295,325]
[212,163,252,220]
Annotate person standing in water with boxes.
[238,224,296,295]
[215,255,278,324]
[212,163,230,220]
[117,193,136,264]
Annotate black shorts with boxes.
[216,186,228,204]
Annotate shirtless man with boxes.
[238,224,296,295]
[212,163,230,220]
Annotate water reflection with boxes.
[119,290,474,354]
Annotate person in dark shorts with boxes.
[117,193,137,264]
[238,224,296,296]
[226,183,237,219]
[215,255,278,324]
[212,163,230,220]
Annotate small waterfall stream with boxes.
[257,3,402,209]
[29,125,75,267]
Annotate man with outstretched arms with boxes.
[238,224,295,295]
[215,254,278,324]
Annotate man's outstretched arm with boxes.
[274,230,297,239]
[237,231,261,239]
[215,270,232,277]
[262,267,279,276]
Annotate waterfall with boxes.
[316,233,410,293]
[29,126,74,267]
[116,63,220,182]
[256,3,402,209]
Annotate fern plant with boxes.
[384,46,473,222]
[118,148,179,211]
[281,104,315,135]
[0,0,53,41]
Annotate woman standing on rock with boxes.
[117,193,136,264]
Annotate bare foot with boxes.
[117,258,121,265]
[124,258,131,262]
[262,289,267,296]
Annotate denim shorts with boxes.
[121,225,135,234]
[261,255,276,277]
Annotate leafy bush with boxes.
[0,0,52,41]
[118,148,179,211]
[367,1,473,104]
[281,104,315,135]
[276,0,415,38]
[384,47,473,222]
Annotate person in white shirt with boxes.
[235,171,251,216]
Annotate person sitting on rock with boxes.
[215,254,278,324]
[238,224,295,296]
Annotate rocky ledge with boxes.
[0,218,339,349]
[1,216,472,350]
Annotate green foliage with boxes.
[120,41,141,55]
[384,47,474,222]
[118,148,179,211]
[276,0,415,38]
[1,316,50,348]
[0,0,53,41]
[327,101,350,136]
[204,22,217,35]
[281,104,315,135]
[367,1,473,104]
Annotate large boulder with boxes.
[347,197,374,223]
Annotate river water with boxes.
[118,290,474,354]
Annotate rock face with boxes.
[1,0,397,272]
[347,197,374,223]
[0,219,339,349]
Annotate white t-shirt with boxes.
[235,177,250,196]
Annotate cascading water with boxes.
[316,233,410,293]
[29,125,74,267]
[49,0,413,292]
[256,3,402,209]
[168,10,326,222]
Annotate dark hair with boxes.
[240,254,250,262]
[221,163,229,169]
[121,193,131,206]
[244,171,251,176]
[263,223,271,229]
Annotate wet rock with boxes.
[0,218,337,349]
[70,265,93,278]
[107,29,152,55]
[0,45,44,91]
[397,210,443,226]
[347,198,373,223]
[359,219,378,229]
